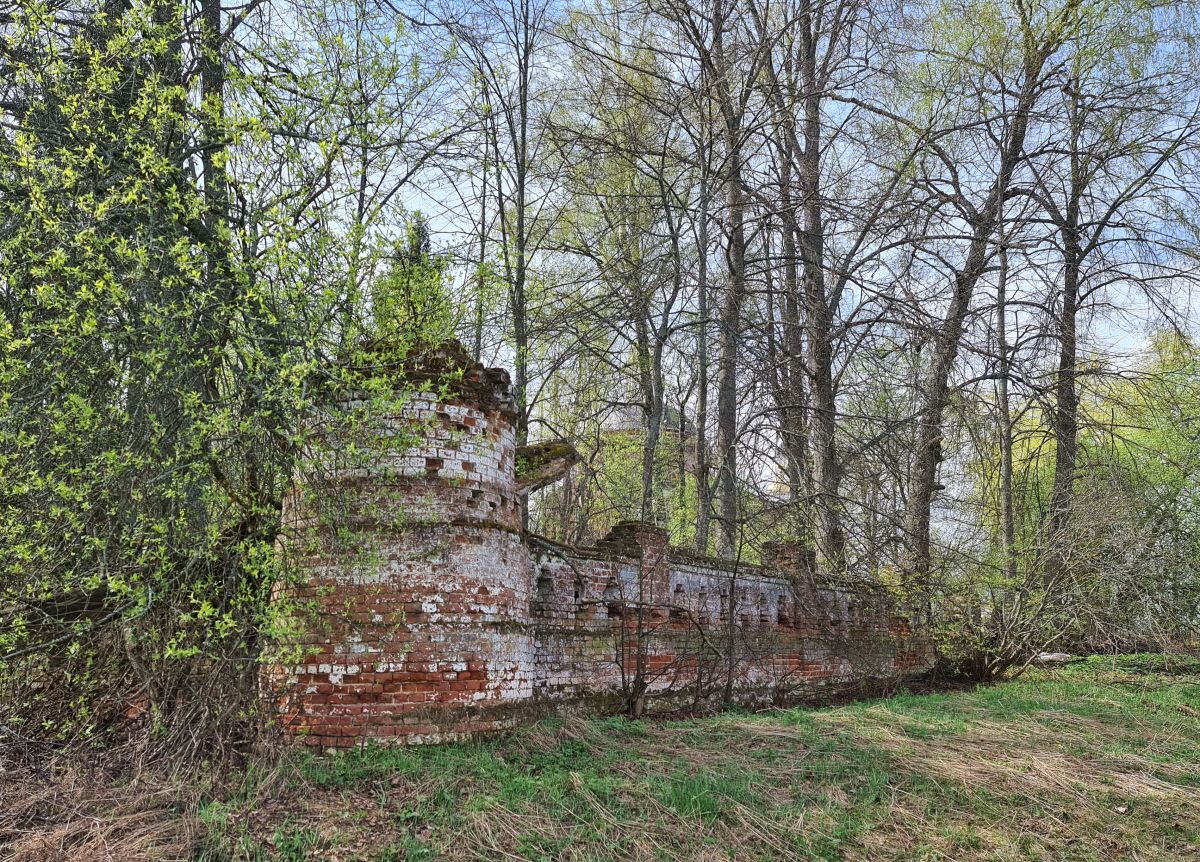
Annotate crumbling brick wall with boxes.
[527,527,920,714]
[266,354,928,748]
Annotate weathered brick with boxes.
[264,347,930,746]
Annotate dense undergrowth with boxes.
[4,653,1199,862]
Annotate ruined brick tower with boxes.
[270,344,539,745]
[268,342,925,748]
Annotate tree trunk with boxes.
[903,40,1054,578]
[694,140,713,554]
[1046,188,1082,585]
[996,226,1018,584]
[474,77,491,359]
[796,9,844,571]
[714,161,744,559]
[635,305,663,524]
[712,4,745,560]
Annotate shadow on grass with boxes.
[98,656,1200,861]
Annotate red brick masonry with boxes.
[267,360,928,747]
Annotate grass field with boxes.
[188,654,1200,862]
[6,654,1199,862]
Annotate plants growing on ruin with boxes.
[3,0,1200,768]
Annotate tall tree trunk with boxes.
[694,140,713,554]
[474,77,491,359]
[200,0,228,263]
[796,4,844,571]
[764,220,807,504]
[770,127,812,515]
[996,225,1018,584]
[779,214,810,506]
[902,34,1059,577]
[714,159,744,559]
[712,3,745,560]
[197,0,233,428]
[1046,163,1082,585]
[512,63,530,448]
[635,303,663,524]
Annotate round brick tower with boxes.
[269,342,536,747]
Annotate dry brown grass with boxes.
[0,768,199,862]
[817,708,1198,811]
[6,658,1200,861]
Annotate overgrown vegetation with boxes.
[0,0,458,756]
[8,655,1195,861]
[4,0,1200,796]
[925,336,1200,680]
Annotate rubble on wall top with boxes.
[515,441,580,494]
[334,338,517,418]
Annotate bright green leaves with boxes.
[0,0,466,755]
[371,214,458,346]
[0,0,301,747]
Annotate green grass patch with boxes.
[197,654,1200,861]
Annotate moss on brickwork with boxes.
[515,440,580,494]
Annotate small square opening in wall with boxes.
[670,583,686,622]
[603,578,622,618]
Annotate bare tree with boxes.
[899,0,1082,579]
